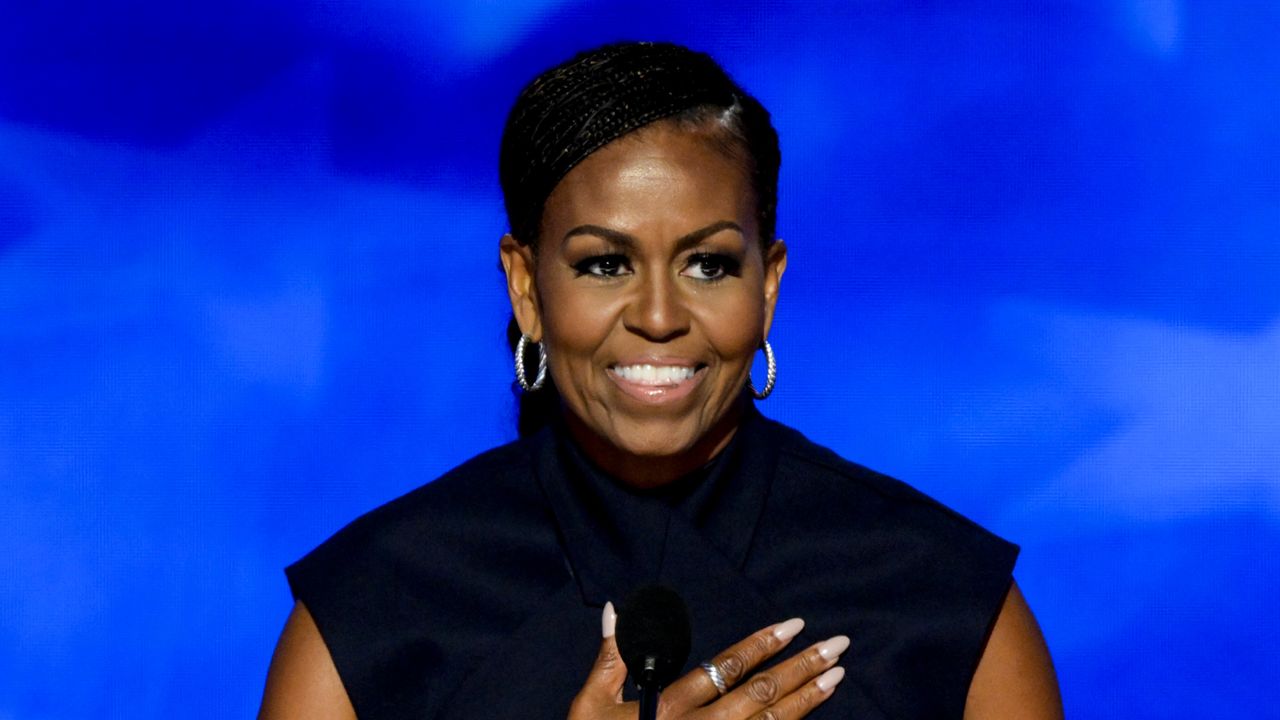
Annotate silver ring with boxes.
[701,661,727,695]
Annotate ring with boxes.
[701,661,728,695]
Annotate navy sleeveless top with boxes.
[286,409,1018,718]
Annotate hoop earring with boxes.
[748,340,776,400]
[515,334,548,391]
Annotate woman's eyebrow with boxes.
[561,220,744,251]
[561,224,635,248]
[674,220,744,251]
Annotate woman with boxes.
[259,41,1062,719]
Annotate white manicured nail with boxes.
[818,635,850,661]
[772,618,805,641]
[602,601,616,638]
[816,666,846,693]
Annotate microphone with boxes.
[616,585,692,720]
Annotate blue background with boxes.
[1,1,1277,717]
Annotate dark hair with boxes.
[499,41,781,436]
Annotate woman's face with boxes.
[501,122,786,486]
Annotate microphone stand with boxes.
[638,656,660,720]
[639,687,658,720]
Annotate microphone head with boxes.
[615,585,692,690]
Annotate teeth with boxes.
[613,364,696,385]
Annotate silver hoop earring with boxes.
[748,340,777,400]
[515,334,548,391]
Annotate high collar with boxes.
[444,408,840,719]
[534,405,780,607]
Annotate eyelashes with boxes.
[571,252,742,282]
[686,252,741,281]
[572,254,629,277]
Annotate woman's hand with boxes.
[569,603,846,720]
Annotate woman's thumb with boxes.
[572,602,627,711]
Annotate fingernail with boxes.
[602,601,617,638]
[816,666,845,693]
[818,635,850,661]
[772,617,805,641]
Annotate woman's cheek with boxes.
[698,295,765,358]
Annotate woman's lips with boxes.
[607,362,706,405]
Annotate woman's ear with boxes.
[499,234,543,341]
[761,239,788,338]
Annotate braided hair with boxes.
[499,41,781,436]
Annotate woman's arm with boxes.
[964,581,1064,720]
[258,602,358,720]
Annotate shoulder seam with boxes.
[774,435,990,531]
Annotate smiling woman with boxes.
[502,122,786,488]
[259,41,1062,720]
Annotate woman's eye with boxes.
[683,253,740,281]
[573,254,630,277]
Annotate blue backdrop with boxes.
[1,2,1276,717]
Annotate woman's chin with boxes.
[563,401,739,479]
[600,415,726,464]
[591,424,678,458]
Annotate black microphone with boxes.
[616,585,692,720]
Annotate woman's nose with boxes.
[623,271,690,342]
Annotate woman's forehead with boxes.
[541,126,755,240]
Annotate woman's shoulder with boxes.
[283,430,569,719]
[758,415,1016,554]
[750,417,1026,718]
[286,431,560,596]
[338,433,544,534]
